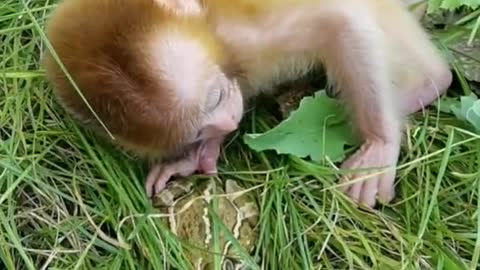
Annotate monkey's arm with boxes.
[313,6,402,206]
[213,0,451,207]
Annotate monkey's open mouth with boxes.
[166,138,220,175]
[197,138,222,175]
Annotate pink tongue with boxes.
[197,137,223,174]
[199,157,217,174]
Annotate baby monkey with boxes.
[44,0,452,207]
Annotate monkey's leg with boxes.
[390,30,452,114]
[398,63,451,116]
[375,0,452,115]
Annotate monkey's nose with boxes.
[231,114,239,127]
[222,114,238,133]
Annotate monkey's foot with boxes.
[339,140,400,207]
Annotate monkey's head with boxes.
[143,21,246,165]
[44,0,244,169]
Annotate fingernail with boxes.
[204,169,217,175]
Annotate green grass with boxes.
[1,0,480,269]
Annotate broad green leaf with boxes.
[244,91,357,162]
[450,93,480,131]
[441,0,480,10]
[428,0,480,12]
[427,0,443,13]
[434,96,461,113]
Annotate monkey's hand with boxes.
[145,156,198,198]
[339,140,400,207]
[145,137,224,198]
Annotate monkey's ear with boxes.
[153,0,203,15]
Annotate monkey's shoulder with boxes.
[202,0,321,19]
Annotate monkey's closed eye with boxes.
[205,87,223,112]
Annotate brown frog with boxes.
[153,177,259,269]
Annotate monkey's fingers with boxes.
[145,165,163,198]
[145,154,200,198]
[377,170,396,204]
[339,141,399,207]
[153,168,175,196]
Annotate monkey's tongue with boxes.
[197,137,224,174]
[199,158,217,174]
